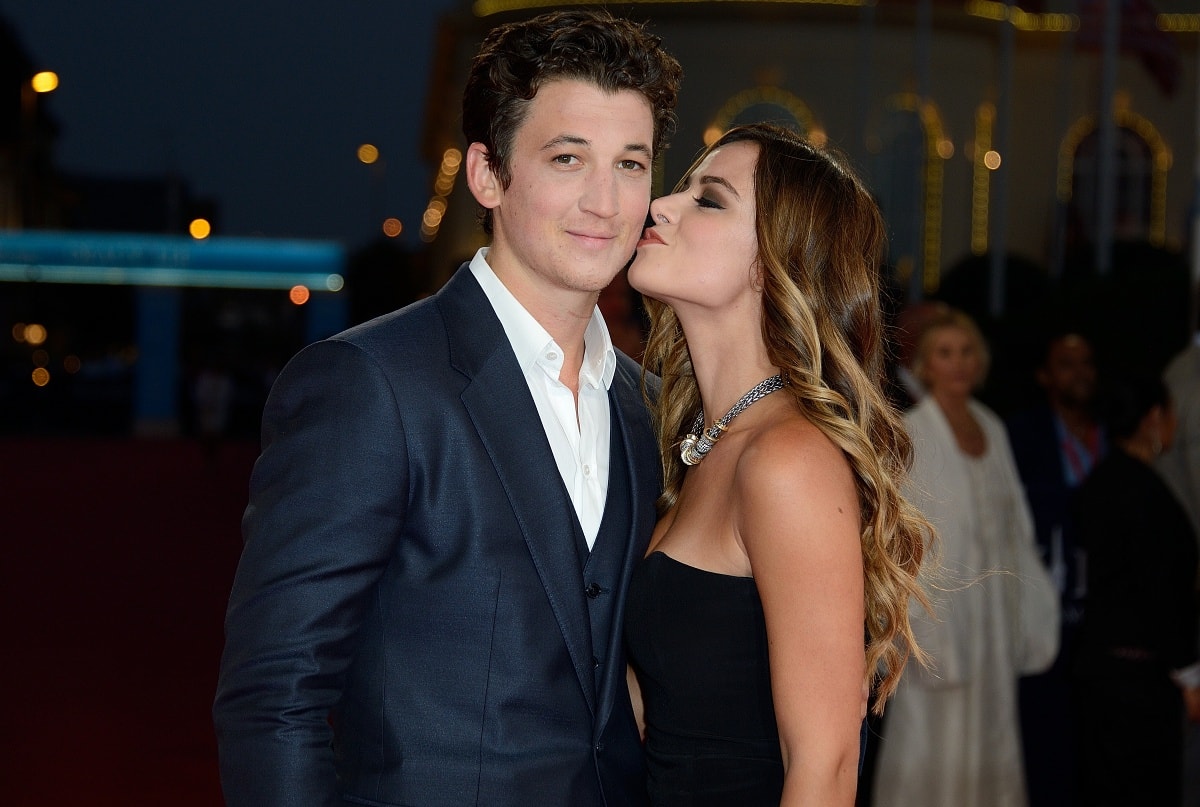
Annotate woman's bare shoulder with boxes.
[738,413,850,488]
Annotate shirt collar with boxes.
[469,248,616,390]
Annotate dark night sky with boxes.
[1,0,465,250]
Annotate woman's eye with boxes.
[694,195,723,210]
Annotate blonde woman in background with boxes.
[873,307,1059,807]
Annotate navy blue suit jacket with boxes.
[213,265,660,807]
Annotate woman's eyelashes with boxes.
[693,194,724,210]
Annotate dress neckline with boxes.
[646,550,755,581]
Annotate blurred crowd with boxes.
[862,296,1200,807]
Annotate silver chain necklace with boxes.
[679,374,785,466]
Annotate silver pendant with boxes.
[680,433,701,466]
[680,423,726,466]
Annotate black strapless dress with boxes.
[625,551,784,806]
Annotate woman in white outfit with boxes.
[873,307,1059,807]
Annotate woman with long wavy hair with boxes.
[624,122,931,806]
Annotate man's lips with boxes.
[568,230,618,247]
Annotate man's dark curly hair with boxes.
[461,9,683,235]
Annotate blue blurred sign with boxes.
[0,231,345,291]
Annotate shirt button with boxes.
[585,583,602,598]
[546,351,558,361]
[583,464,592,476]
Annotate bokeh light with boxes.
[63,355,81,374]
[30,71,58,93]
[189,218,212,239]
[357,144,380,165]
[24,323,47,345]
[382,217,403,237]
[289,285,310,305]
[32,349,49,367]
[984,150,1002,170]
[31,367,50,387]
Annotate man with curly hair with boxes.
[214,10,682,806]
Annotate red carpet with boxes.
[2,438,259,806]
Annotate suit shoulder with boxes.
[334,295,442,346]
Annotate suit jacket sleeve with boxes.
[213,338,407,807]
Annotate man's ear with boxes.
[465,142,501,210]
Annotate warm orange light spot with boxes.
[984,150,1002,170]
[24,323,47,345]
[31,367,50,386]
[63,355,81,373]
[382,218,403,237]
[357,144,380,165]
[937,139,955,159]
[289,285,310,305]
[31,71,58,93]
[189,218,212,239]
[12,322,27,342]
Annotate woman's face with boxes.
[628,140,760,315]
[920,325,982,399]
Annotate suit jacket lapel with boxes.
[439,267,597,714]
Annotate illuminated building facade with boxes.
[418,0,1199,298]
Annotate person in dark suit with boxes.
[1006,331,1104,807]
[212,10,683,806]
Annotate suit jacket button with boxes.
[585,583,602,598]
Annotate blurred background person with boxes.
[1157,304,1200,536]
[193,356,235,465]
[1006,329,1105,807]
[1074,375,1200,807]
[885,299,946,410]
[1157,298,1200,807]
[873,307,1059,807]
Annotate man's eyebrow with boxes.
[696,175,740,198]
[540,135,653,159]
[541,135,590,151]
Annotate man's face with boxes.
[1038,334,1096,409]
[473,78,655,301]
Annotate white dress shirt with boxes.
[469,248,614,548]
